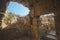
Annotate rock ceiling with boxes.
[0,0,60,16]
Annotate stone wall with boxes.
[40,14,55,31]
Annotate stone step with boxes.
[48,31,56,36]
[46,34,57,40]
[44,31,57,40]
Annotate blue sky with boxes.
[6,2,30,17]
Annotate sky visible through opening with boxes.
[6,2,30,17]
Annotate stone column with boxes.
[29,6,40,40]
[31,17,40,40]
[54,0,60,40]
[54,12,60,40]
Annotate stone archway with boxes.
[0,0,40,40]
[0,0,60,40]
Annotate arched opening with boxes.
[2,1,30,29]
[6,2,30,17]
[1,1,32,40]
[40,13,55,31]
[39,13,56,40]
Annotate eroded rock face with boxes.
[1,18,32,40]
[2,12,18,29]
[0,13,32,40]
